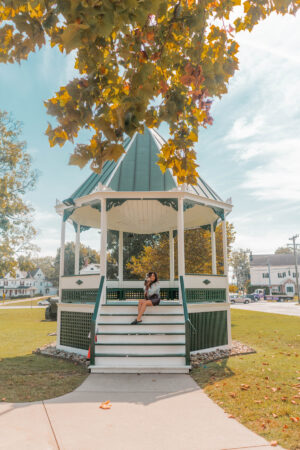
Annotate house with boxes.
[250,254,299,295]
[0,268,57,299]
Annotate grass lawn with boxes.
[191,310,300,450]
[1,298,44,307]
[0,308,88,403]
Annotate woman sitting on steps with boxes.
[131,272,160,324]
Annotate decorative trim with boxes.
[73,222,90,233]
[63,207,75,222]
[203,279,211,285]
[76,280,83,285]
[106,199,127,211]
[157,198,178,211]
[62,198,75,206]
[212,207,225,220]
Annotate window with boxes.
[4,281,8,286]
[262,273,269,278]
[286,286,294,293]
[293,273,299,278]
[278,272,286,278]
[20,281,24,286]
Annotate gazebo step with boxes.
[96,332,185,344]
[96,323,185,333]
[89,365,191,374]
[94,355,186,367]
[95,344,185,355]
[99,314,184,324]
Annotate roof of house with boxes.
[27,268,40,278]
[251,254,300,267]
[63,127,223,204]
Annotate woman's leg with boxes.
[137,300,152,321]
[138,299,144,315]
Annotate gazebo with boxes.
[55,127,233,373]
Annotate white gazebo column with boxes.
[74,224,80,275]
[169,229,174,282]
[177,197,185,301]
[118,230,123,283]
[211,223,217,275]
[59,217,66,300]
[222,218,228,276]
[100,198,107,301]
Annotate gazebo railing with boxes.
[179,276,197,365]
[90,275,105,366]
[61,286,226,304]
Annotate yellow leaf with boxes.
[188,131,198,142]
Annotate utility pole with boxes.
[288,234,300,304]
[267,258,272,296]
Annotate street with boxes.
[230,300,300,317]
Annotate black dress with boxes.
[144,282,161,306]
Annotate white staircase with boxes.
[89,301,191,373]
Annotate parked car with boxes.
[230,295,251,304]
[246,293,260,302]
[38,298,51,306]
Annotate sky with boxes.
[0,11,300,258]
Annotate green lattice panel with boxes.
[61,289,98,303]
[186,310,228,352]
[186,288,226,303]
[62,287,180,303]
[60,311,92,350]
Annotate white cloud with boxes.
[226,115,265,141]
[241,141,300,200]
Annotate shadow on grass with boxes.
[0,353,88,407]
[191,357,235,389]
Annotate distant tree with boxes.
[229,284,238,293]
[230,248,250,290]
[275,246,293,254]
[54,242,100,283]
[127,223,235,279]
[0,110,38,277]
[17,255,36,273]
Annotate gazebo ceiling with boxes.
[67,199,220,234]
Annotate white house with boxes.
[0,268,57,299]
[250,254,299,295]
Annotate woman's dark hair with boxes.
[144,271,158,286]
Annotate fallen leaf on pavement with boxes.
[270,441,278,446]
[99,400,112,409]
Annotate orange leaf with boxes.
[290,416,299,422]
[270,441,278,447]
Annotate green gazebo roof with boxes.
[63,127,223,206]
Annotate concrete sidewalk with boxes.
[0,374,284,450]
